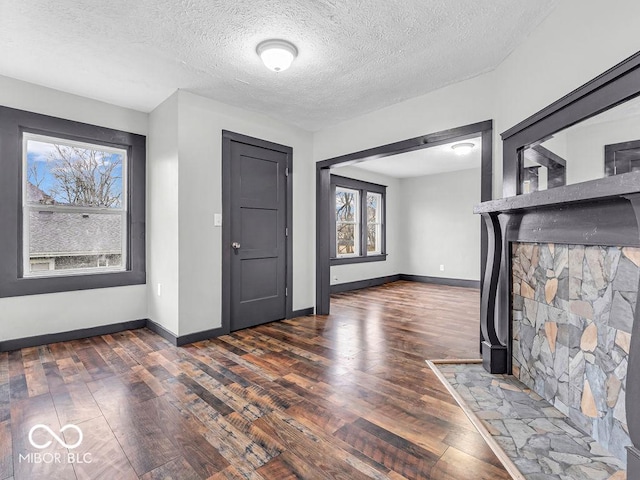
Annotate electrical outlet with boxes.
[439,264,445,271]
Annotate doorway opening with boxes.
[315,120,493,315]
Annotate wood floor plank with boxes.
[87,336,135,375]
[0,353,9,424]
[46,343,73,362]
[430,446,512,480]
[2,281,509,479]
[23,358,48,398]
[333,420,436,480]
[175,374,235,416]
[165,379,274,475]
[0,420,12,480]
[255,453,302,480]
[71,345,114,382]
[10,393,76,480]
[67,416,137,480]
[253,413,359,480]
[149,395,230,477]
[224,412,284,459]
[285,398,354,435]
[96,395,180,477]
[139,457,200,480]
[8,352,28,403]
[50,381,102,426]
[442,427,508,470]
[208,464,260,480]
[55,357,83,385]
[254,410,391,480]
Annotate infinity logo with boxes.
[28,424,83,450]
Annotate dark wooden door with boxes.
[228,138,288,331]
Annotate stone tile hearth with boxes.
[433,362,625,480]
[512,243,637,462]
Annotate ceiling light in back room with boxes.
[451,142,475,155]
[256,39,298,72]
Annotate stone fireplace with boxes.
[511,242,635,461]
[474,51,640,474]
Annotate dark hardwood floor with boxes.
[0,281,510,479]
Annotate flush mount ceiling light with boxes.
[256,39,298,72]
[451,142,475,155]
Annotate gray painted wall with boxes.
[148,92,180,335]
[0,75,148,342]
[331,166,481,285]
[399,167,481,281]
[157,91,315,336]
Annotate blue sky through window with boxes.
[26,138,124,208]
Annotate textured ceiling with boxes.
[0,0,558,131]
[341,137,481,178]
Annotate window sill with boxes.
[0,270,145,298]
[330,254,387,266]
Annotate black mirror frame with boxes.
[501,51,640,198]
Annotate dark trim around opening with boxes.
[0,106,146,297]
[316,120,494,315]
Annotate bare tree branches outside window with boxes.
[332,177,385,261]
[27,141,123,208]
[336,188,359,255]
[23,135,127,275]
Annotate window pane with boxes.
[337,223,358,255]
[367,224,381,254]
[23,133,128,278]
[27,211,123,274]
[26,136,125,208]
[336,188,359,222]
[367,192,381,223]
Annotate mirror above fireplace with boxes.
[520,95,640,194]
[501,51,640,199]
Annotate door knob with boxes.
[232,242,241,250]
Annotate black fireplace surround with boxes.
[475,51,640,475]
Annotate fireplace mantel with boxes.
[475,170,640,215]
[477,50,640,474]
[474,185,640,376]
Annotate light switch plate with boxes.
[214,213,222,226]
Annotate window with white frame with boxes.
[331,175,386,265]
[22,133,127,277]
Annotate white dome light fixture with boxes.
[451,142,475,155]
[257,39,298,72]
